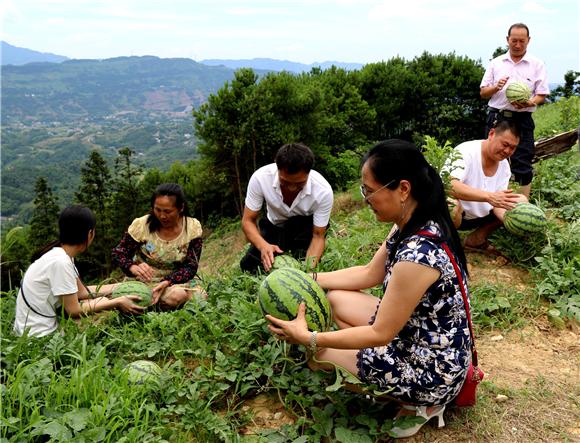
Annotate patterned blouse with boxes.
[356,221,471,406]
[112,215,203,285]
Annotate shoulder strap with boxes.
[417,230,478,367]
[19,281,57,318]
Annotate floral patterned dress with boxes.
[356,222,471,406]
[112,215,203,287]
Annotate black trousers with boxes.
[239,215,314,274]
[485,108,535,186]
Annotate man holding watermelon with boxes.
[449,119,528,250]
[240,143,333,274]
[480,22,549,198]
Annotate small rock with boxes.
[496,394,509,402]
[491,335,504,342]
[273,412,283,420]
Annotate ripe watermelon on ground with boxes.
[258,268,332,332]
[505,81,532,103]
[271,255,303,271]
[112,281,153,307]
[504,202,547,236]
[123,360,162,384]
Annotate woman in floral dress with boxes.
[266,140,471,438]
[112,183,203,310]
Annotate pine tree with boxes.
[29,177,60,251]
[110,147,144,241]
[75,150,113,278]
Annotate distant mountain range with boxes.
[1,41,363,73]
[200,58,364,74]
[1,42,367,125]
[1,55,238,124]
[1,41,69,65]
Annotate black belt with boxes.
[488,107,531,118]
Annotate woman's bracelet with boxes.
[309,331,318,354]
[311,271,317,282]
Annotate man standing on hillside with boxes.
[450,119,527,252]
[480,22,549,198]
[240,143,333,274]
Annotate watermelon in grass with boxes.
[259,268,332,332]
[505,82,532,103]
[124,360,162,384]
[112,281,153,307]
[504,203,547,236]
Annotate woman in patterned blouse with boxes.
[112,183,204,309]
[266,140,471,438]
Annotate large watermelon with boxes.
[258,268,332,332]
[504,202,547,236]
[271,255,302,271]
[123,360,162,384]
[112,281,153,307]
[505,81,532,103]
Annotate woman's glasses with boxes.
[359,179,396,201]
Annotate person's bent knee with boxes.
[160,288,191,309]
[513,171,533,186]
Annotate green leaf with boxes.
[63,408,90,432]
[334,427,373,443]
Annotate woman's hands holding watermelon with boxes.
[115,296,146,315]
[151,280,171,304]
[266,303,311,346]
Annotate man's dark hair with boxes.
[275,143,315,174]
[493,118,521,140]
[508,23,529,37]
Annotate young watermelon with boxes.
[123,360,162,384]
[505,81,532,103]
[504,202,547,236]
[271,255,302,271]
[258,268,332,331]
[112,281,153,307]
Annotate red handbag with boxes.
[418,231,484,407]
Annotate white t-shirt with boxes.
[245,163,334,227]
[451,140,511,219]
[13,247,78,337]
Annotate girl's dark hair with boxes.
[147,183,190,232]
[32,205,96,261]
[362,139,467,272]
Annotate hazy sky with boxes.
[1,0,578,83]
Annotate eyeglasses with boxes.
[359,179,396,201]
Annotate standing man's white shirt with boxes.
[245,163,333,227]
[451,140,511,219]
[14,247,78,337]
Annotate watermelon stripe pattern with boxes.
[505,82,532,103]
[124,360,162,384]
[504,203,547,236]
[258,268,332,332]
[271,255,302,271]
[112,281,153,307]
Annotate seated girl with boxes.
[14,205,143,338]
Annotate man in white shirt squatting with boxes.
[240,143,334,274]
[450,119,528,251]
